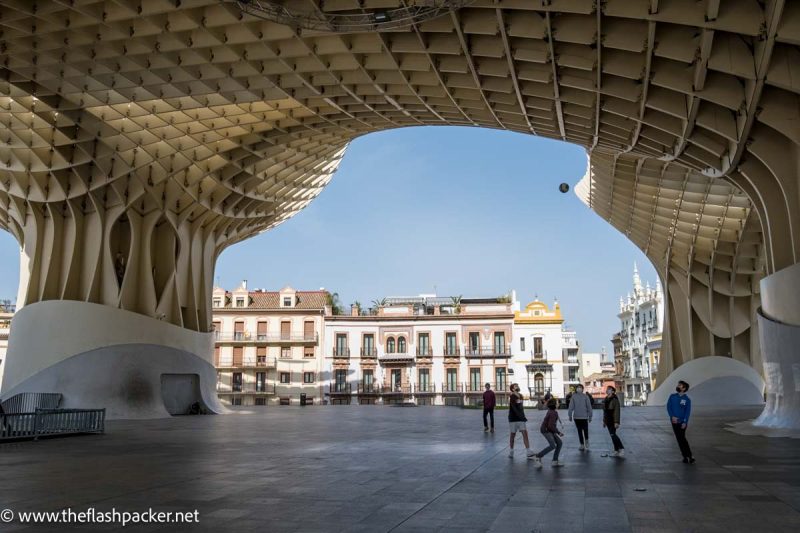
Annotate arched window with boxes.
[386,337,395,353]
[534,373,545,394]
[397,336,407,354]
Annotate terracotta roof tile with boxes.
[246,291,328,310]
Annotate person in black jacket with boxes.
[603,386,625,457]
[507,383,536,459]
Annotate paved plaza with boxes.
[1,405,800,532]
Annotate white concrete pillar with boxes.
[753,262,800,429]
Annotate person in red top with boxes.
[482,383,496,433]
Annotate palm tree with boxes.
[326,292,343,315]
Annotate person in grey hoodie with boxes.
[568,384,593,451]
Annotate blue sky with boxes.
[0,126,657,352]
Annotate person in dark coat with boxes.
[603,386,624,457]
[482,383,496,433]
[507,383,536,459]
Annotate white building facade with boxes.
[617,264,665,404]
[0,302,13,391]
[512,299,579,400]
[324,295,515,406]
[213,283,330,406]
[323,294,580,406]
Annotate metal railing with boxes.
[360,347,377,358]
[332,348,351,359]
[464,345,512,357]
[357,383,380,394]
[443,347,461,357]
[414,383,436,393]
[416,347,432,357]
[1,392,62,413]
[215,332,319,343]
[1,408,105,441]
[216,383,276,394]
[329,383,352,394]
[466,383,486,392]
[379,351,413,360]
[216,357,277,369]
[382,384,411,394]
[442,383,464,393]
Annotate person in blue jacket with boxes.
[667,380,695,464]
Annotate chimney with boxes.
[351,304,360,317]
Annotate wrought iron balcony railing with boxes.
[216,383,276,394]
[216,357,277,369]
[214,332,319,343]
[463,345,511,358]
[360,347,378,358]
[332,348,351,358]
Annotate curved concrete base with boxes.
[647,355,764,407]
[1,301,224,419]
[752,309,800,429]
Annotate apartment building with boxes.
[323,294,515,406]
[213,283,329,406]
[512,299,578,400]
[617,264,665,404]
[0,301,13,390]
[322,293,580,406]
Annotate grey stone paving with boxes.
[2,406,800,532]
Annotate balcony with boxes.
[381,384,411,395]
[466,383,485,393]
[360,347,378,359]
[215,332,319,345]
[414,383,436,394]
[463,345,511,358]
[565,356,579,365]
[416,347,433,358]
[442,383,464,394]
[443,347,461,357]
[357,383,380,394]
[332,348,351,359]
[216,383,276,394]
[379,350,414,362]
[531,350,546,360]
[489,382,509,394]
[216,357,277,369]
[329,383,352,395]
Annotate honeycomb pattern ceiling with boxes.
[0,0,797,371]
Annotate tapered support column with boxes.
[1,301,224,419]
[753,262,800,429]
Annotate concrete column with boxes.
[753,262,800,429]
[0,301,224,419]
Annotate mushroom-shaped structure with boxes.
[0,1,798,423]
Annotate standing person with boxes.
[602,386,624,457]
[568,384,593,451]
[667,380,695,464]
[532,399,565,467]
[508,383,536,459]
[483,383,496,433]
